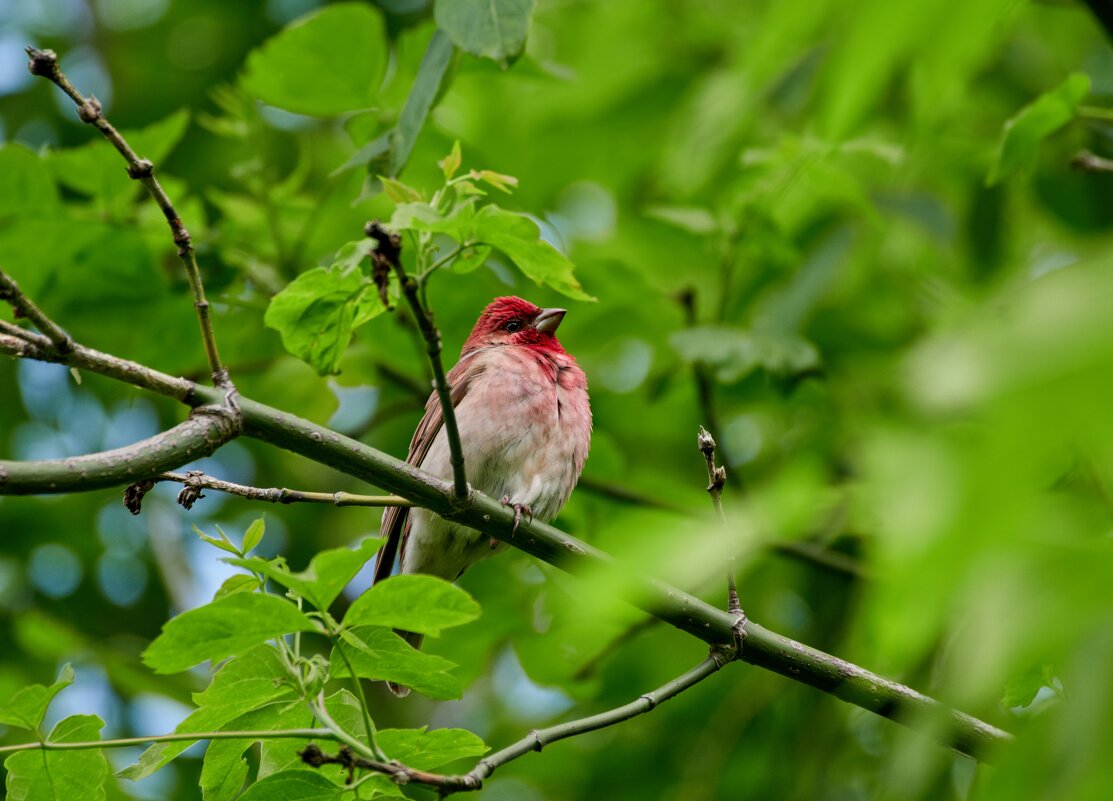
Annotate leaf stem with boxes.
[0,729,334,755]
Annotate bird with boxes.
[373,296,592,696]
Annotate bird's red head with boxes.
[463,296,569,355]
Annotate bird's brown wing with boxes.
[372,353,486,585]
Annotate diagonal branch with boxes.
[0,269,73,352]
[25,47,231,389]
[0,327,1011,762]
[365,220,468,499]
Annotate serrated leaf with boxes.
[241,3,387,116]
[120,647,294,780]
[0,663,74,731]
[987,73,1091,185]
[343,575,480,636]
[440,141,462,180]
[470,205,593,300]
[330,627,464,700]
[378,727,487,770]
[265,265,386,375]
[242,518,266,555]
[4,715,107,801]
[435,0,535,65]
[143,594,319,674]
[227,539,383,611]
[237,771,346,801]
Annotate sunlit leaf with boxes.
[331,626,465,699]
[343,575,480,636]
[0,664,74,731]
[4,715,107,801]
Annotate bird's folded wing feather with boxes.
[372,352,486,584]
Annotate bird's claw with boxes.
[499,495,533,536]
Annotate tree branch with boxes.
[1072,150,1113,173]
[0,323,1011,761]
[125,470,414,514]
[25,47,231,389]
[0,406,241,495]
[0,268,73,352]
[461,650,733,792]
[366,220,468,499]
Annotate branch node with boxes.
[127,159,154,179]
[25,47,58,78]
[76,96,102,124]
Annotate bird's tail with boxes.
[386,629,425,697]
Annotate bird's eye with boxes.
[504,319,523,333]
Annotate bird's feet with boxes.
[499,495,533,536]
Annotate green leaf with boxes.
[237,771,345,801]
[378,727,488,770]
[1003,664,1056,709]
[451,244,492,274]
[4,715,108,801]
[388,29,456,177]
[987,73,1091,185]
[0,144,60,219]
[440,141,462,180]
[242,517,266,555]
[0,664,74,731]
[194,524,242,556]
[343,575,480,636]
[265,265,386,375]
[330,627,465,700]
[227,538,383,611]
[471,169,518,193]
[45,109,190,202]
[389,202,475,239]
[240,3,387,116]
[435,0,536,65]
[644,204,718,235]
[142,593,320,674]
[471,205,593,300]
[670,326,820,383]
[213,573,262,600]
[379,177,423,204]
[201,702,315,801]
[121,647,295,780]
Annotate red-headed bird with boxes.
[373,296,592,695]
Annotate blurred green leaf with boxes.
[142,594,319,674]
[344,575,480,636]
[331,627,465,700]
[670,326,820,381]
[3,715,107,801]
[987,73,1091,186]
[241,3,387,116]
[435,0,535,65]
[0,663,73,731]
[389,29,456,176]
[0,144,60,219]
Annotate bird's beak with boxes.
[534,307,566,334]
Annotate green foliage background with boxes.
[2,0,1113,798]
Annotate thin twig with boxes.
[0,728,333,755]
[25,47,231,389]
[365,220,468,500]
[698,426,743,619]
[460,651,733,793]
[123,470,414,514]
[1072,150,1113,173]
[0,318,47,346]
[0,268,73,351]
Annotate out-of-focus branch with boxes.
[0,268,73,351]
[25,46,231,389]
[123,469,414,514]
[1072,150,1113,173]
[366,220,468,500]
